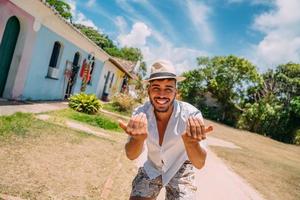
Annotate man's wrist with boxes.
[132,136,147,143]
[182,138,200,147]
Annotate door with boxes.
[0,16,20,96]
[65,52,80,99]
[101,71,111,101]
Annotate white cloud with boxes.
[117,22,208,74]
[64,0,99,30]
[251,0,300,69]
[185,0,214,45]
[118,22,151,46]
[226,0,274,5]
[86,0,96,8]
[75,13,99,30]
[114,16,128,33]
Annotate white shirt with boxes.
[132,100,206,186]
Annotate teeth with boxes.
[156,99,168,105]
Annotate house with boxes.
[0,0,134,101]
[98,57,136,101]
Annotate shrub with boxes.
[294,129,300,145]
[68,93,102,114]
[237,100,295,143]
[111,93,137,113]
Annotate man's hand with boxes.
[119,112,148,142]
[182,116,213,143]
[182,116,213,169]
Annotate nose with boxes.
[156,90,167,97]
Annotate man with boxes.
[119,60,213,200]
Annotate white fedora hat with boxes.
[144,60,186,82]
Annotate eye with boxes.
[152,87,160,92]
[165,88,173,93]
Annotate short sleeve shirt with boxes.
[132,100,206,186]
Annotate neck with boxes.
[154,104,174,122]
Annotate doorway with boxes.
[0,16,20,96]
[65,52,80,99]
[101,71,111,101]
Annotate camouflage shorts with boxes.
[130,161,197,200]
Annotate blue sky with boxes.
[66,0,300,74]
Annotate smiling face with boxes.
[148,78,177,113]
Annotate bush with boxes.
[294,129,300,145]
[237,101,295,143]
[68,93,102,114]
[111,93,137,113]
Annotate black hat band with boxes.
[149,72,176,79]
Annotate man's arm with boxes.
[182,135,207,169]
[182,117,213,169]
[119,113,148,160]
[125,137,145,160]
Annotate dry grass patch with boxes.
[206,119,300,200]
[0,113,136,199]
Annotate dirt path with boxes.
[0,102,68,116]
[135,136,265,200]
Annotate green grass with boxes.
[0,112,93,143]
[0,112,33,138]
[102,102,131,117]
[50,108,122,132]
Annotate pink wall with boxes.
[0,0,37,99]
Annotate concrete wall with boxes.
[22,25,104,100]
[96,61,125,100]
[0,0,37,99]
[10,0,110,62]
[1,0,127,100]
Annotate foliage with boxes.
[74,24,143,62]
[290,96,300,117]
[137,61,147,78]
[240,63,300,144]
[73,24,114,49]
[276,63,300,98]
[237,98,296,143]
[179,56,300,144]
[294,129,300,145]
[111,93,137,113]
[178,69,207,107]
[68,93,102,114]
[105,47,143,62]
[46,0,72,20]
[179,55,261,124]
[129,75,148,104]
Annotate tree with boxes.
[137,61,147,78]
[73,24,115,49]
[180,55,261,124]
[46,0,72,20]
[238,63,300,144]
[74,24,144,63]
[275,62,300,103]
[178,69,207,107]
[105,47,143,62]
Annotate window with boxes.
[46,41,63,79]
[49,41,62,68]
[73,52,80,67]
[109,73,115,88]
